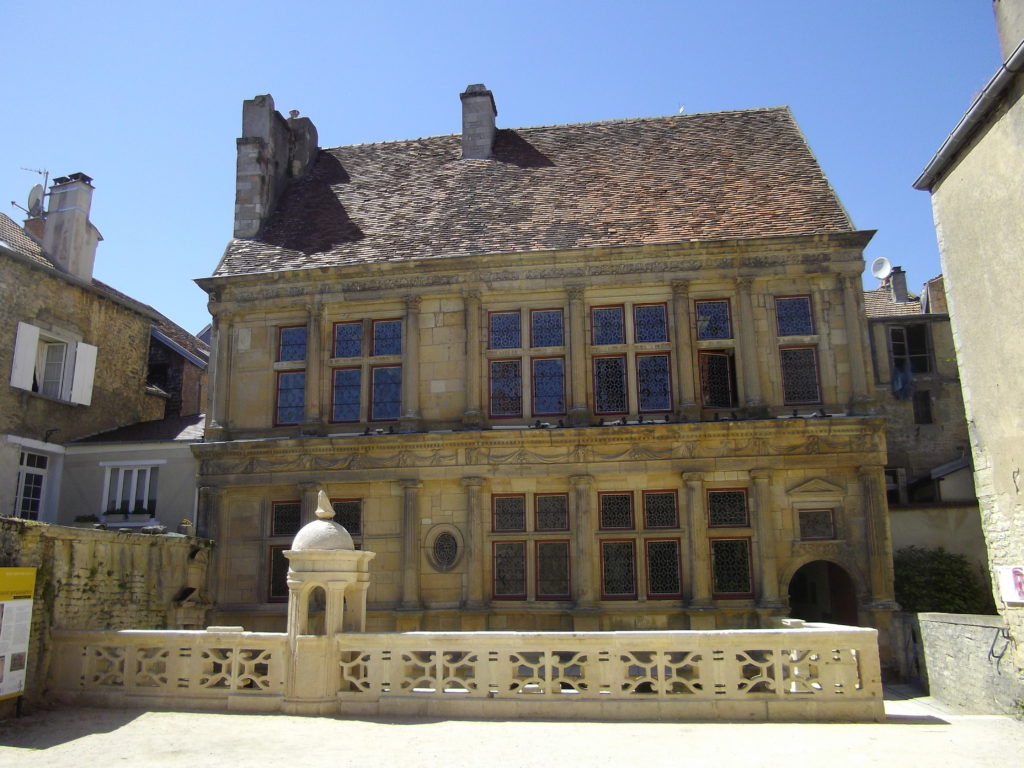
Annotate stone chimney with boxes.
[42,173,102,281]
[888,266,909,303]
[460,84,497,159]
[234,94,319,239]
[994,0,1024,61]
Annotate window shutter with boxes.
[70,342,97,405]
[10,322,40,390]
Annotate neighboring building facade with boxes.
[194,90,896,646]
[1,174,209,524]
[914,0,1024,673]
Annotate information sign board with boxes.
[0,568,36,701]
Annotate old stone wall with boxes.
[895,613,1024,714]
[0,519,211,708]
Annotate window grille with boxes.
[637,354,671,412]
[779,347,821,404]
[536,494,569,531]
[268,545,290,601]
[711,539,753,596]
[601,541,637,598]
[331,368,361,421]
[489,312,521,349]
[372,319,402,356]
[332,499,362,536]
[271,501,302,536]
[799,509,835,540]
[489,359,522,417]
[370,366,401,420]
[493,495,526,531]
[333,322,362,357]
[633,304,668,343]
[775,296,814,336]
[695,300,731,340]
[699,351,735,408]
[592,306,626,345]
[493,541,527,598]
[708,490,748,527]
[432,532,459,570]
[536,541,571,599]
[646,539,682,597]
[531,358,565,415]
[276,371,305,425]
[593,356,627,414]
[278,326,307,362]
[643,492,678,528]
[530,309,564,348]
[600,493,633,529]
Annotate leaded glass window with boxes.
[708,490,748,527]
[536,494,569,531]
[711,539,752,596]
[695,300,731,340]
[432,532,459,570]
[489,311,521,349]
[775,296,814,336]
[536,541,571,599]
[601,541,636,598]
[699,351,735,408]
[634,304,668,343]
[493,541,526,598]
[600,493,633,529]
[332,499,362,536]
[333,322,362,358]
[268,545,289,601]
[646,539,682,597]
[779,347,821,404]
[530,309,564,348]
[489,359,522,417]
[593,356,627,414]
[799,509,835,540]
[643,492,678,528]
[592,306,626,345]
[276,371,305,424]
[493,495,526,531]
[278,326,307,362]
[370,366,401,420]
[271,501,301,536]
[372,319,402,356]
[331,368,361,422]
[637,354,671,412]
[532,357,565,415]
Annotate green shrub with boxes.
[894,545,996,614]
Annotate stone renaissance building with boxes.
[194,88,896,644]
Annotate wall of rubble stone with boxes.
[0,519,211,711]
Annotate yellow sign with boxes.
[0,568,35,601]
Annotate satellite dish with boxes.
[27,184,44,217]
[870,257,892,281]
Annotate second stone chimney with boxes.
[42,173,102,281]
[460,84,497,159]
[888,266,909,303]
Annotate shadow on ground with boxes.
[0,706,145,750]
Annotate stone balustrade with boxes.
[47,623,884,722]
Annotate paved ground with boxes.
[0,686,1022,767]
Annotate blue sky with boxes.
[1,1,1001,334]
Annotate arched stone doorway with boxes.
[787,560,859,625]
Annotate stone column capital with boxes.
[462,288,482,303]
[749,468,772,482]
[672,279,690,298]
[461,476,486,488]
[405,294,422,311]
[735,276,754,293]
[682,471,704,485]
[569,473,594,487]
[399,478,424,490]
[566,285,585,303]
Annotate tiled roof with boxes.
[73,413,205,443]
[863,286,922,318]
[0,212,48,266]
[216,107,854,276]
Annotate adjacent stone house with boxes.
[914,0,1024,674]
[194,89,896,650]
[1,174,208,524]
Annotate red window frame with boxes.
[488,358,523,418]
[492,493,527,532]
[592,354,628,415]
[488,310,522,350]
[635,352,673,413]
[798,508,836,541]
[535,539,572,600]
[641,489,679,529]
[694,299,733,340]
[774,294,815,336]
[277,325,307,362]
[706,488,750,528]
[590,304,626,346]
[274,370,305,426]
[598,491,634,531]
[529,308,565,348]
[644,537,683,599]
[632,303,669,344]
[710,537,754,599]
[779,345,822,405]
[534,493,570,532]
[332,320,363,358]
[268,544,290,602]
[600,539,637,600]
[330,497,363,538]
[371,318,403,357]
[270,500,302,537]
[368,364,401,422]
[492,540,527,600]
[329,365,362,423]
[530,356,566,417]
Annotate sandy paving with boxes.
[0,689,1022,768]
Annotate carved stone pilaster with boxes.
[683,472,712,606]
[671,280,698,418]
[400,295,422,432]
[399,479,423,609]
[461,476,487,607]
[462,290,483,428]
[567,286,589,425]
[570,474,596,605]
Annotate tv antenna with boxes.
[11,168,49,217]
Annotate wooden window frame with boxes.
[535,539,572,601]
[710,537,754,599]
[598,491,635,531]
[644,537,683,599]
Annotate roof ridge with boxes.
[322,105,791,152]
